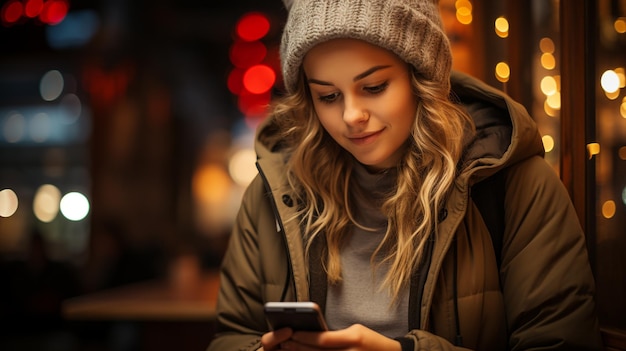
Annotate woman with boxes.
[207,0,602,350]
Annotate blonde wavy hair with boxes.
[270,68,474,301]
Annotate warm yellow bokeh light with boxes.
[618,146,626,160]
[454,0,473,25]
[605,89,620,100]
[601,70,620,93]
[615,18,626,34]
[228,148,258,187]
[546,92,561,110]
[495,62,510,82]
[541,53,556,70]
[33,184,61,223]
[495,17,509,38]
[457,5,471,16]
[587,143,600,159]
[602,200,616,219]
[539,37,555,53]
[193,164,232,205]
[540,76,558,96]
[542,135,555,153]
[456,12,472,24]
[455,0,473,11]
[544,100,557,117]
[615,67,626,88]
[0,189,19,217]
[621,99,626,118]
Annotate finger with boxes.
[261,328,294,350]
[291,330,350,348]
[292,324,375,348]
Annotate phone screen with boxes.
[264,302,328,331]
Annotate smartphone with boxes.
[264,301,328,331]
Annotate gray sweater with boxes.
[325,160,409,337]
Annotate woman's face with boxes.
[303,38,418,171]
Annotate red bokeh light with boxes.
[228,11,276,119]
[40,0,68,25]
[238,90,271,117]
[227,68,244,95]
[24,0,44,18]
[243,64,276,95]
[1,0,24,26]
[235,12,270,41]
[229,40,267,69]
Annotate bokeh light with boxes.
[615,17,626,34]
[30,112,50,142]
[544,100,557,117]
[541,76,558,96]
[495,62,510,82]
[546,92,561,110]
[541,53,556,70]
[229,40,267,69]
[615,67,625,88]
[228,148,257,187]
[39,0,68,25]
[33,184,61,222]
[587,143,600,159]
[24,0,44,18]
[539,37,555,53]
[619,146,626,160]
[602,200,616,219]
[40,70,64,101]
[193,164,232,205]
[238,90,271,117]
[495,16,508,38]
[455,0,472,25]
[542,135,555,153]
[236,12,270,41]
[59,93,82,123]
[601,70,620,93]
[243,64,276,95]
[0,189,19,217]
[605,89,620,100]
[1,0,23,26]
[3,112,26,143]
[60,192,90,221]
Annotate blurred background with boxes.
[0,0,624,350]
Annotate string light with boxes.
[495,62,510,82]
[587,143,600,159]
[495,16,508,38]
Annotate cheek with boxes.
[398,91,418,124]
[380,93,417,126]
[314,106,339,131]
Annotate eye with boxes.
[317,92,340,104]
[364,82,389,94]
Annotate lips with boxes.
[347,129,383,145]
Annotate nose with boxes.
[342,96,369,125]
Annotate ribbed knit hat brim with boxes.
[280,0,452,93]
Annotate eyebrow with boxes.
[307,65,392,86]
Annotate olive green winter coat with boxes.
[207,72,602,351]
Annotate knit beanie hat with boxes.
[280,0,452,93]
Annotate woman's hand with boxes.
[261,327,294,350]
[270,324,402,351]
